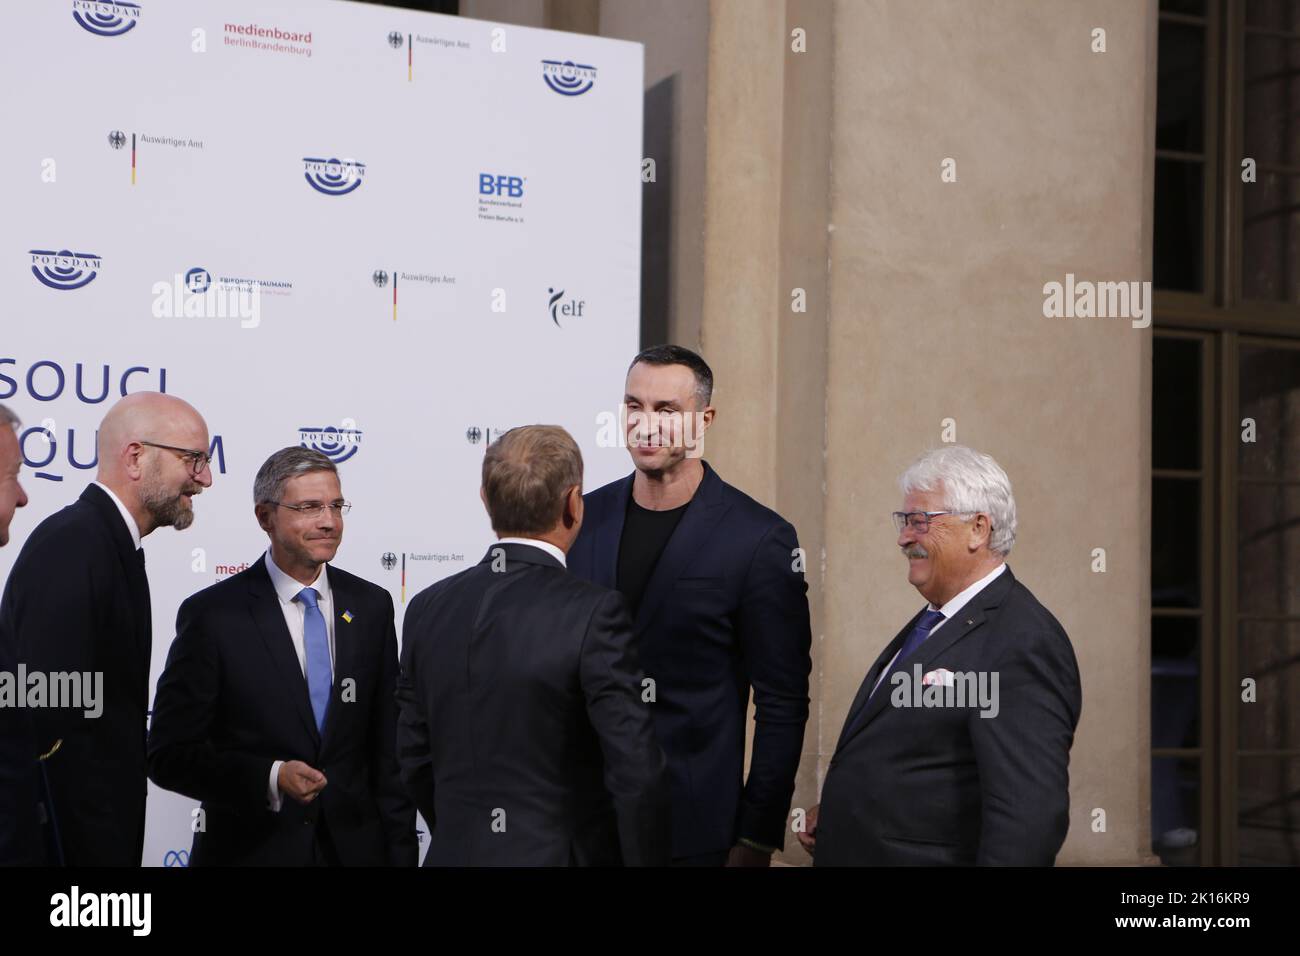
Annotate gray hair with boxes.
[253,447,338,506]
[0,403,19,430]
[899,445,1017,556]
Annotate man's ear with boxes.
[969,513,992,552]
[254,503,273,533]
[123,441,145,481]
[564,484,583,528]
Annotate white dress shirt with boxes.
[263,550,336,812]
[870,562,1007,697]
[93,480,141,550]
[495,536,567,567]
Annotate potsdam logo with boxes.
[30,249,102,291]
[73,1,141,37]
[547,287,585,327]
[542,60,596,96]
[299,426,362,464]
[303,157,366,196]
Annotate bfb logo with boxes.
[30,249,102,291]
[479,174,524,198]
[73,1,142,37]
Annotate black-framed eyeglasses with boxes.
[140,440,212,476]
[891,510,973,534]
[271,500,352,519]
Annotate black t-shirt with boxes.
[616,495,690,618]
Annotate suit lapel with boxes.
[81,485,151,685]
[592,473,634,590]
[834,567,1018,752]
[632,462,731,634]
[320,568,356,749]
[834,612,919,753]
[246,559,319,746]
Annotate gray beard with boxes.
[140,473,195,531]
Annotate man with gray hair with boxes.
[0,403,28,547]
[148,446,416,865]
[805,445,1081,865]
[0,402,36,864]
[397,425,670,865]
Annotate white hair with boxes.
[899,445,1017,556]
[0,403,19,430]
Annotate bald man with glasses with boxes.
[0,392,213,865]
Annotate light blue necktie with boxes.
[296,587,332,732]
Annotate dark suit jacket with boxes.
[147,557,417,866]
[0,483,152,866]
[0,615,41,865]
[567,461,812,858]
[816,566,1082,866]
[396,542,670,866]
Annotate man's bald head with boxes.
[97,392,212,537]
[97,393,206,470]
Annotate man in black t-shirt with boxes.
[568,345,812,866]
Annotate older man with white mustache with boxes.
[804,445,1082,866]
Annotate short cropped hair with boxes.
[481,426,583,535]
[628,344,714,408]
[899,445,1017,556]
[254,447,338,506]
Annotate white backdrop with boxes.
[0,0,643,865]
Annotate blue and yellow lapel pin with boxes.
[341,610,354,624]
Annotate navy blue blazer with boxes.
[815,566,1082,866]
[568,460,812,857]
[148,557,417,866]
[0,483,151,866]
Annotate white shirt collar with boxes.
[495,537,567,567]
[264,550,331,604]
[929,562,1007,620]
[93,480,142,550]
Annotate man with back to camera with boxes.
[803,445,1082,865]
[567,345,813,866]
[148,447,416,866]
[0,392,214,865]
[396,425,670,865]
[0,402,35,865]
